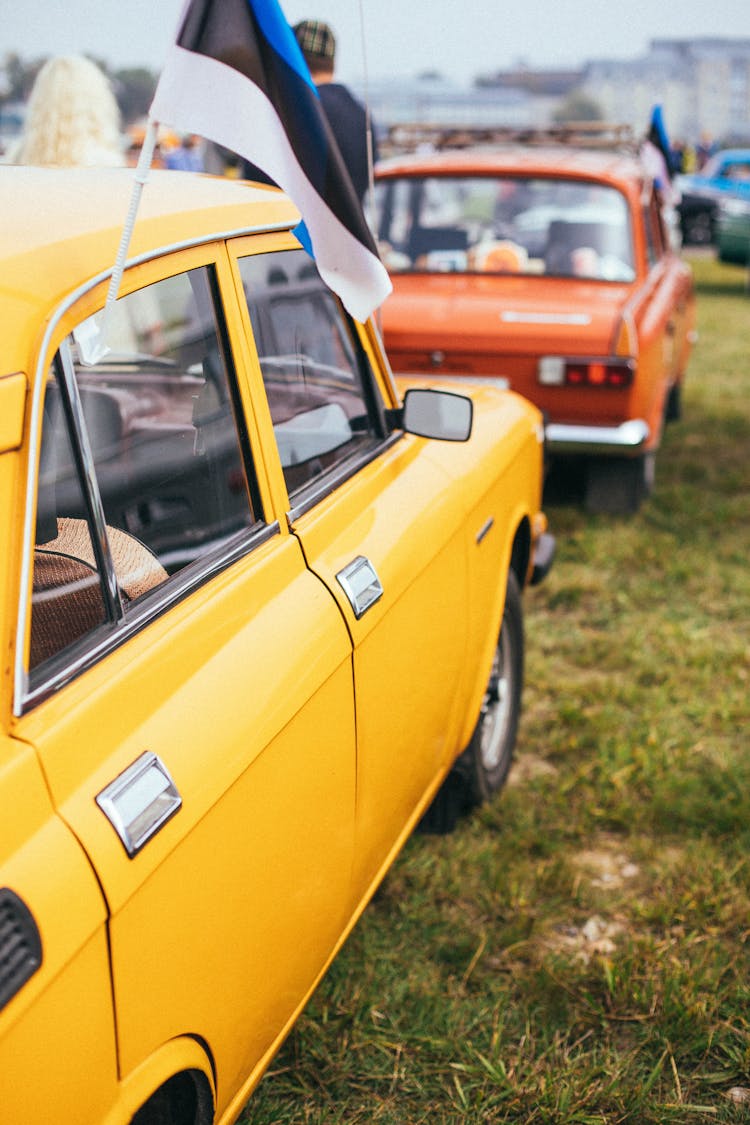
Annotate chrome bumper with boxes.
[545,419,650,456]
[531,532,556,586]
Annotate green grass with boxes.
[242,255,750,1124]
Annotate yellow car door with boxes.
[233,244,474,905]
[12,248,356,1118]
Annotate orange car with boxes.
[374,143,696,512]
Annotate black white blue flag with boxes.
[150,0,391,321]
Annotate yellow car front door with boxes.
[233,245,471,908]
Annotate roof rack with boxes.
[381,121,637,157]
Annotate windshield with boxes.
[373,174,635,281]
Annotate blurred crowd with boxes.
[669,133,719,175]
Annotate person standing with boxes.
[164,134,205,172]
[6,55,125,167]
[239,19,376,204]
[293,19,376,204]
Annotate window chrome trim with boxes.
[20,520,280,713]
[14,223,291,715]
[286,432,402,525]
[57,340,123,621]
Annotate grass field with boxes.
[243,255,750,1124]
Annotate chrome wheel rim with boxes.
[478,626,513,772]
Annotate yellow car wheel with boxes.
[419,570,523,833]
[463,569,523,804]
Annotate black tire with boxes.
[130,1072,212,1125]
[665,381,682,423]
[461,569,523,804]
[682,208,714,246]
[419,571,523,833]
[584,453,655,514]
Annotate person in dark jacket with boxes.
[293,19,376,203]
[241,19,376,203]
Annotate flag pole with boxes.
[358,0,382,335]
[358,0,374,217]
[105,118,159,312]
[82,117,160,363]
[80,118,158,364]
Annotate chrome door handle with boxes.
[97,752,181,858]
[336,556,383,619]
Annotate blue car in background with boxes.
[677,148,750,245]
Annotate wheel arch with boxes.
[420,519,528,834]
[101,1037,216,1125]
[455,509,531,758]
[130,1069,214,1125]
[509,515,532,590]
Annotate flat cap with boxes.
[294,19,336,62]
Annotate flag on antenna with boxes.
[149,0,391,322]
[647,105,673,181]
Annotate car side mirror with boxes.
[396,388,473,442]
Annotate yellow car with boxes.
[0,167,553,1125]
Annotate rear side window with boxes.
[29,266,262,684]
[237,249,384,500]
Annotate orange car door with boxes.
[13,251,356,1117]
[637,189,693,429]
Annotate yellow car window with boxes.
[31,363,108,670]
[29,265,262,682]
[237,249,384,499]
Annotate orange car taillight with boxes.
[538,356,635,388]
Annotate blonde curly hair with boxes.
[9,55,124,167]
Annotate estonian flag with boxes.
[647,105,673,181]
[149,0,391,322]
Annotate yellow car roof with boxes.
[1,167,300,371]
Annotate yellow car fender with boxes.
[101,1036,216,1125]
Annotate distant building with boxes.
[355,38,750,150]
[582,38,750,145]
[356,75,538,135]
[474,66,585,127]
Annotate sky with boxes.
[3,0,749,87]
